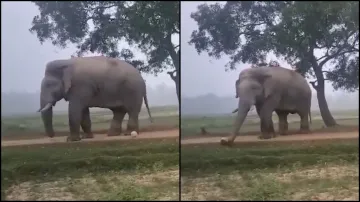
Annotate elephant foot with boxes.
[66,135,81,142]
[220,137,234,147]
[279,132,288,136]
[82,133,94,139]
[107,132,121,137]
[124,130,139,136]
[297,129,311,134]
[107,127,122,136]
[258,134,273,140]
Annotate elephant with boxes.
[231,105,307,136]
[232,105,277,134]
[38,56,153,142]
[222,66,312,145]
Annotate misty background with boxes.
[180,2,358,116]
[1,2,178,117]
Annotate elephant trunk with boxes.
[232,99,252,136]
[40,98,55,138]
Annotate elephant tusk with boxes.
[37,103,52,112]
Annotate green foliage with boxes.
[29,1,179,75]
[189,1,359,92]
[326,56,359,92]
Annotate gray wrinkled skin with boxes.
[39,56,153,142]
[223,66,312,145]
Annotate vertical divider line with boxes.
[178,1,182,201]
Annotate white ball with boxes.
[130,131,138,138]
[220,137,228,145]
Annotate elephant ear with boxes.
[251,69,273,98]
[62,66,74,95]
[235,79,240,98]
[45,59,74,95]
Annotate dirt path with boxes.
[181,131,359,145]
[1,129,179,147]
[2,130,358,147]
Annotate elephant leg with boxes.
[67,101,83,142]
[256,104,267,133]
[277,111,289,136]
[299,112,310,134]
[80,108,94,139]
[259,117,274,139]
[260,119,275,133]
[107,107,126,136]
[258,102,278,140]
[268,119,276,137]
[125,111,140,136]
[260,119,266,133]
[256,103,275,135]
[257,106,264,133]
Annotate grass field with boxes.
[2,138,179,200]
[181,109,359,138]
[181,109,359,200]
[2,105,179,140]
[1,105,179,200]
[181,139,359,200]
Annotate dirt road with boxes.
[2,130,358,147]
[1,129,179,147]
[181,131,359,145]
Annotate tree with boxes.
[189,1,359,127]
[29,1,180,102]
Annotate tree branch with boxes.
[163,34,179,72]
[167,70,176,81]
[309,81,318,90]
[173,27,180,34]
[309,78,330,90]
[319,49,358,68]
[317,31,358,67]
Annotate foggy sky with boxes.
[1,2,177,93]
[180,2,348,98]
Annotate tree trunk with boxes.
[167,70,179,103]
[174,74,180,103]
[165,40,180,104]
[315,85,337,127]
[309,53,337,127]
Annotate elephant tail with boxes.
[144,93,153,123]
[309,109,312,124]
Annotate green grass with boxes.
[1,138,179,200]
[180,109,359,200]
[181,139,359,175]
[181,139,359,200]
[1,105,179,139]
[181,109,358,137]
